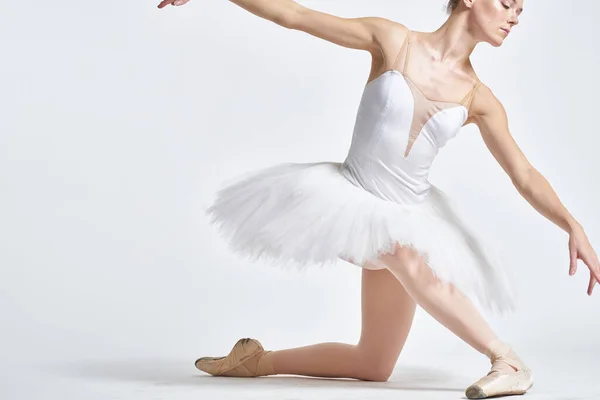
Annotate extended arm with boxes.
[470,85,600,294]
[471,87,577,234]
[158,0,398,56]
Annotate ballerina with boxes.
[157,0,600,398]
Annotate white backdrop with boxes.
[1,1,599,399]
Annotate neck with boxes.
[420,14,479,67]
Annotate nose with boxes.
[508,12,519,26]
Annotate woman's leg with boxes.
[196,264,417,381]
[378,245,522,374]
[270,266,417,381]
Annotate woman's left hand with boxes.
[568,225,600,295]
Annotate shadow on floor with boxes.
[51,358,468,394]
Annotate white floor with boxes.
[3,351,598,400]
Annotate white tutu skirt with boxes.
[203,161,519,315]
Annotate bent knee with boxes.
[354,352,396,382]
[358,363,394,382]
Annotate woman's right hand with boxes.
[157,0,192,8]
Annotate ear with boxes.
[462,0,476,10]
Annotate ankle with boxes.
[483,339,525,373]
[483,338,510,359]
[255,350,277,376]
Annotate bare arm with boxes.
[470,85,579,233]
[470,85,600,294]
[158,0,400,57]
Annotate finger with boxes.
[588,275,595,296]
[569,245,578,275]
[582,253,600,283]
[157,0,174,8]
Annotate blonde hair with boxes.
[446,0,460,14]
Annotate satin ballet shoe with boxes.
[465,340,534,399]
[194,338,275,377]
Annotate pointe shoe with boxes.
[465,340,534,399]
[194,338,275,377]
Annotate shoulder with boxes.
[465,80,507,126]
[363,19,410,63]
[373,19,409,47]
[362,17,407,36]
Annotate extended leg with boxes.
[378,246,499,356]
[378,244,533,398]
[195,265,416,381]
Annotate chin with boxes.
[485,31,506,47]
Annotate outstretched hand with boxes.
[157,0,192,8]
[568,225,600,295]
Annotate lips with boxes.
[500,27,510,34]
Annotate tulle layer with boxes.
[203,161,518,315]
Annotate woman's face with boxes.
[470,0,524,47]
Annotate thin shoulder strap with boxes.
[391,29,412,72]
[460,78,482,110]
[403,30,412,73]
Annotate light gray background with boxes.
[1,0,598,399]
